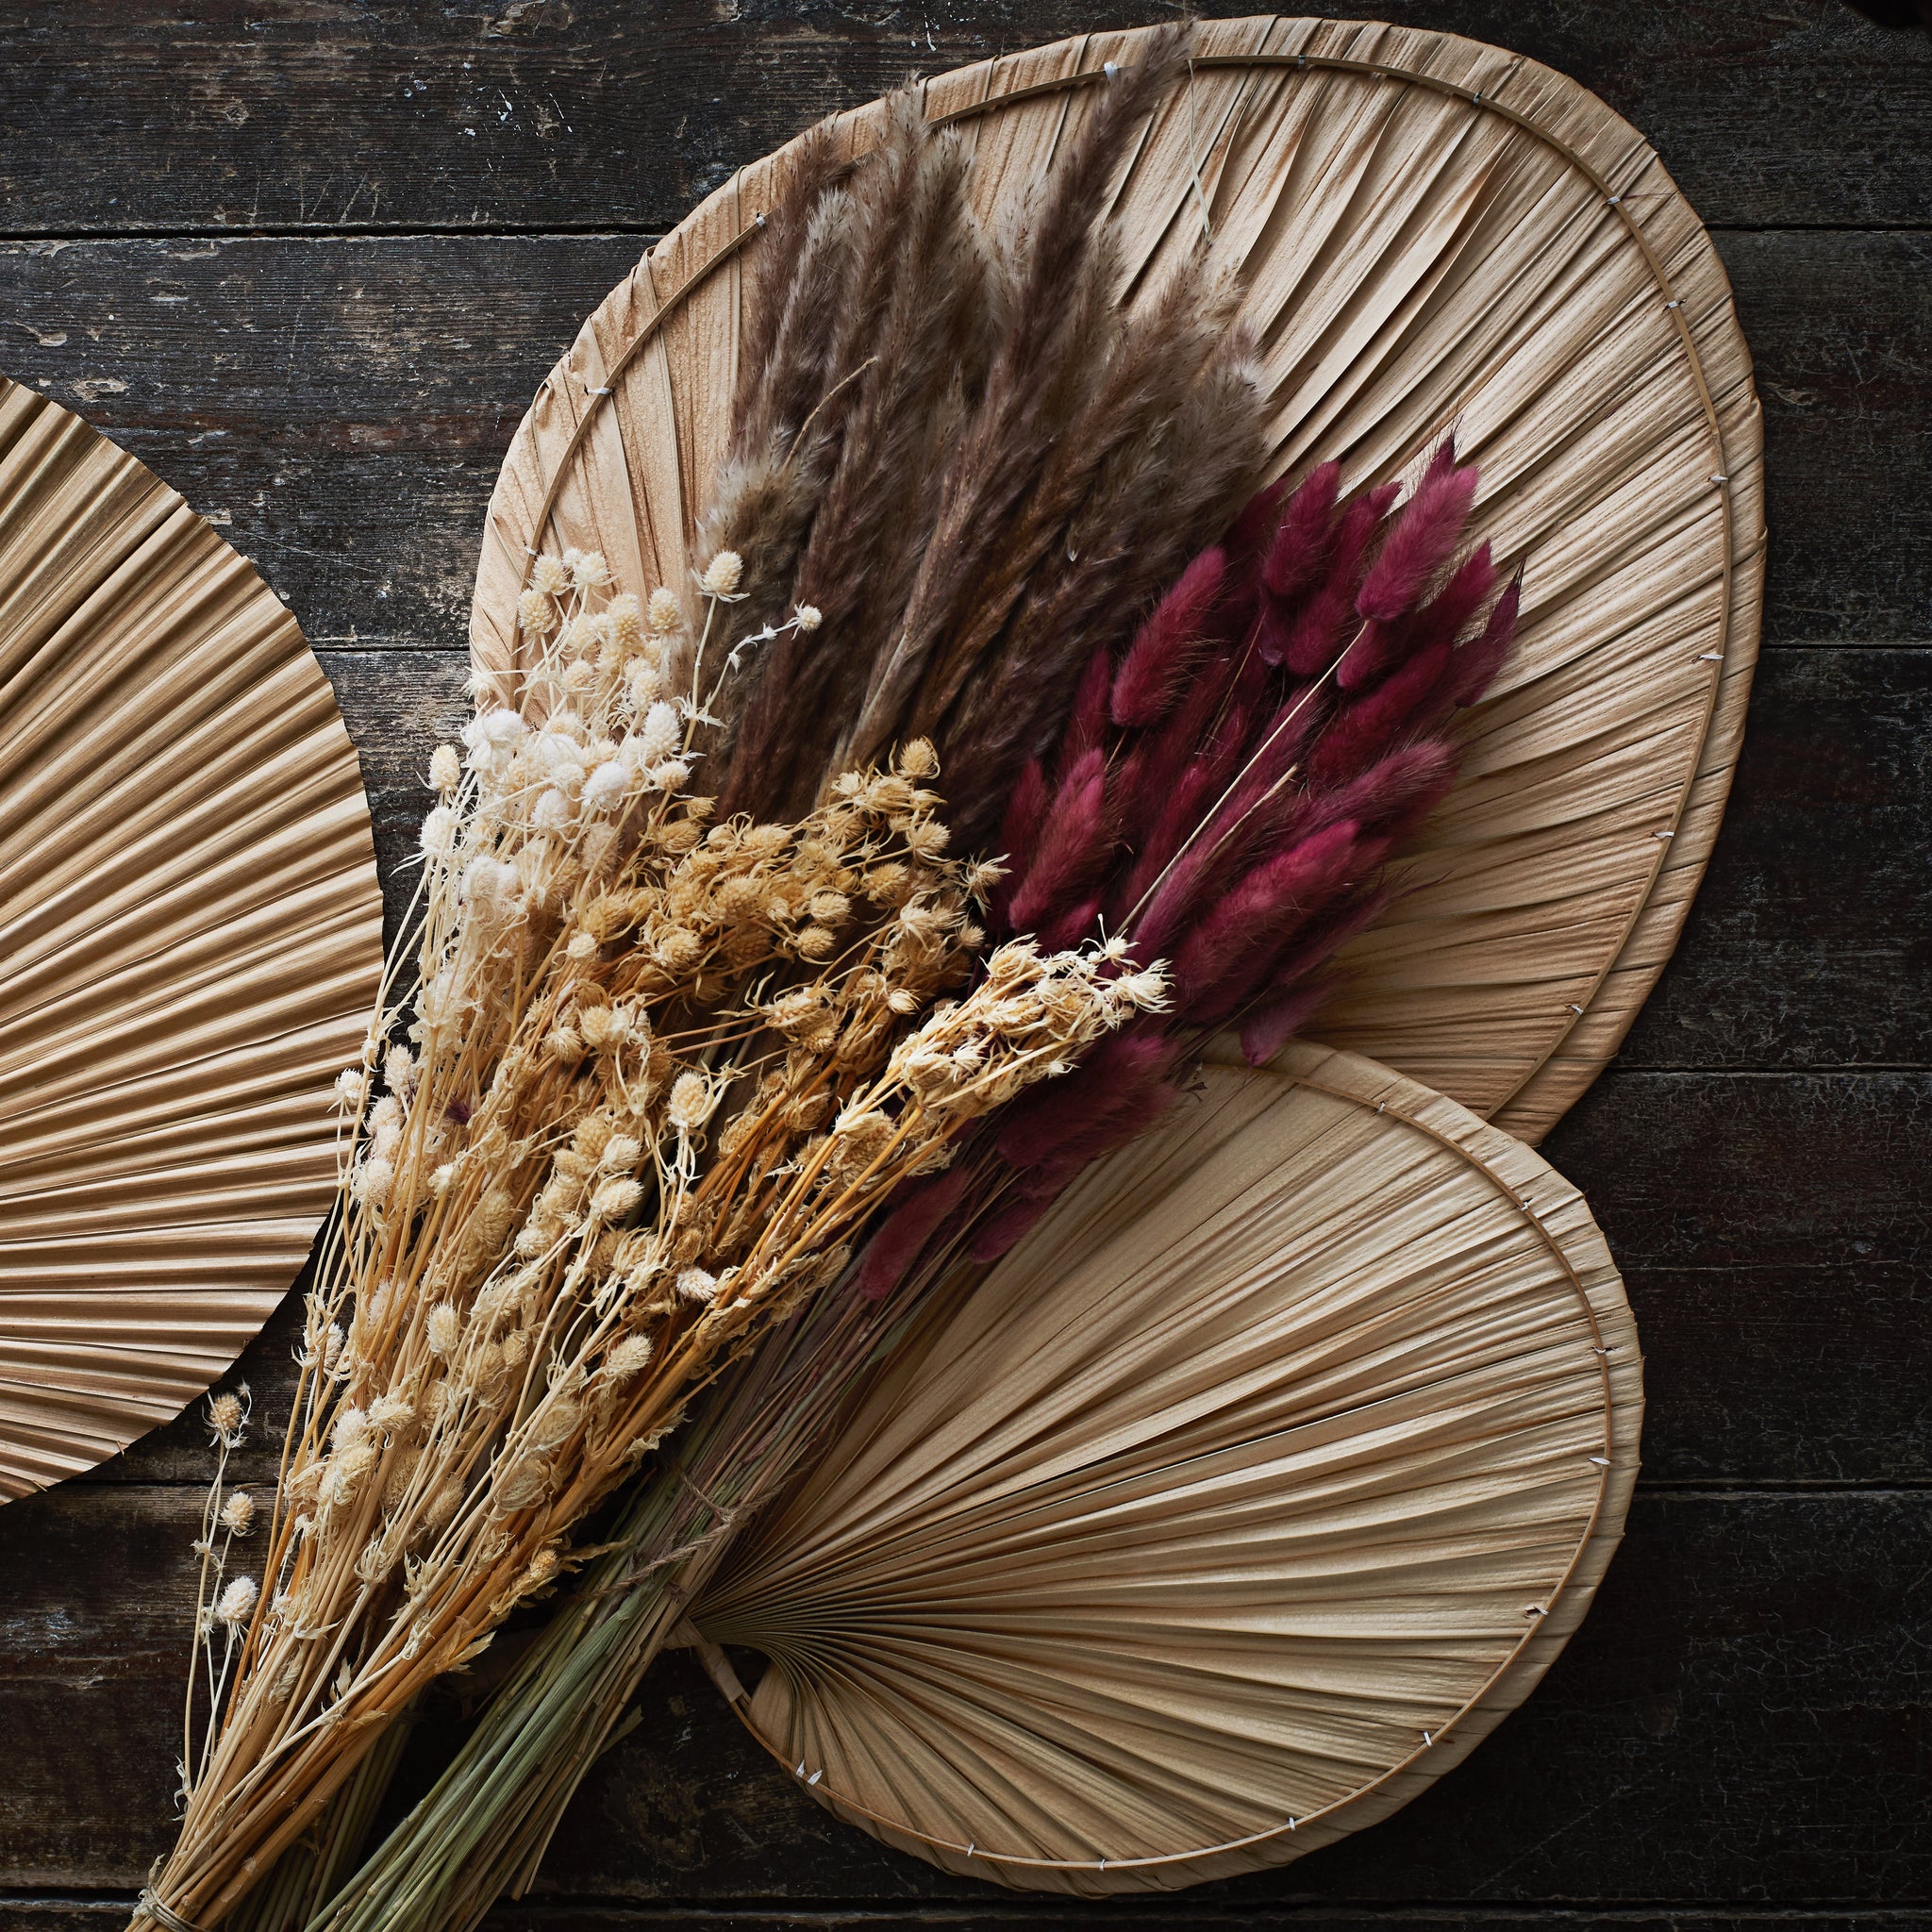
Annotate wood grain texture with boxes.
[0,1,1924,236]
[0,1486,1924,1907]
[0,0,1924,1923]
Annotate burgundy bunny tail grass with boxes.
[1356,442,1478,625]
[855,1166,974,1299]
[1111,546,1227,728]
[1450,574,1522,707]
[1261,460,1343,605]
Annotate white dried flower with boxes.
[1112,967,1172,1011]
[607,591,642,641]
[350,1155,394,1207]
[517,588,557,638]
[471,707,524,751]
[794,603,822,631]
[419,806,458,857]
[582,760,628,813]
[368,1391,415,1433]
[605,1334,654,1380]
[531,554,570,596]
[699,549,742,597]
[590,1174,643,1220]
[221,1491,256,1536]
[426,1304,462,1357]
[599,1133,642,1172]
[335,1066,369,1110]
[332,1405,371,1453]
[578,1005,629,1050]
[384,1043,419,1094]
[675,1267,718,1304]
[461,854,514,907]
[533,788,572,835]
[207,1388,246,1442]
[215,1575,258,1628]
[570,548,612,591]
[647,758,691,793]
[647,586,684,634]
[896,737,939,777]
[666,1072,713,1134]
[638,699,681,766]
[428,743,462,793]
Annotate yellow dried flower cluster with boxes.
[158,547,1154,1921]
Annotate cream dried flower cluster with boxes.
[156,548,1157,1931]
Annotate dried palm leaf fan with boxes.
[689,1042,1641,1894]
[0,375,382,1498]
[472,13,1761,1146]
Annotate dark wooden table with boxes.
[2,4,1927,1927]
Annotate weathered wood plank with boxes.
[0,1489,1924,1904]
[0,1,1925,238]
[1617,647,1932,1074]
[0,226,1923,653]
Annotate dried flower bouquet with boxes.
[136,42,1518,1932]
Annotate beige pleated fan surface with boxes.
[0,376,382,1498]
[691,1042,1641,1893]
[470,14,1760,1145]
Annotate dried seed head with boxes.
[583,760,628,813]
[221,1491,256,1536]
[794,603,823,631]
[215,1575,258,1628]
[426,1304,462,1357]
[350,1156,395,1208]
[531,554,570,597]
[590,1175,643,1221]
[368,1401,415,1451]
[675,1267,718,1305]
[604,1333,654,1381]
[638,700,682,767]
[207,1390,245,1441]
[896,738,939,778]
[517,588,557,638]
[607,591,642,642]
[666,1072,713,1133]
[647,587,685,634]
[335,1065,369,1110]
[428,743,463,794]
[700,549,743,597]
[570,548,612,591]
[419,806,458,857]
